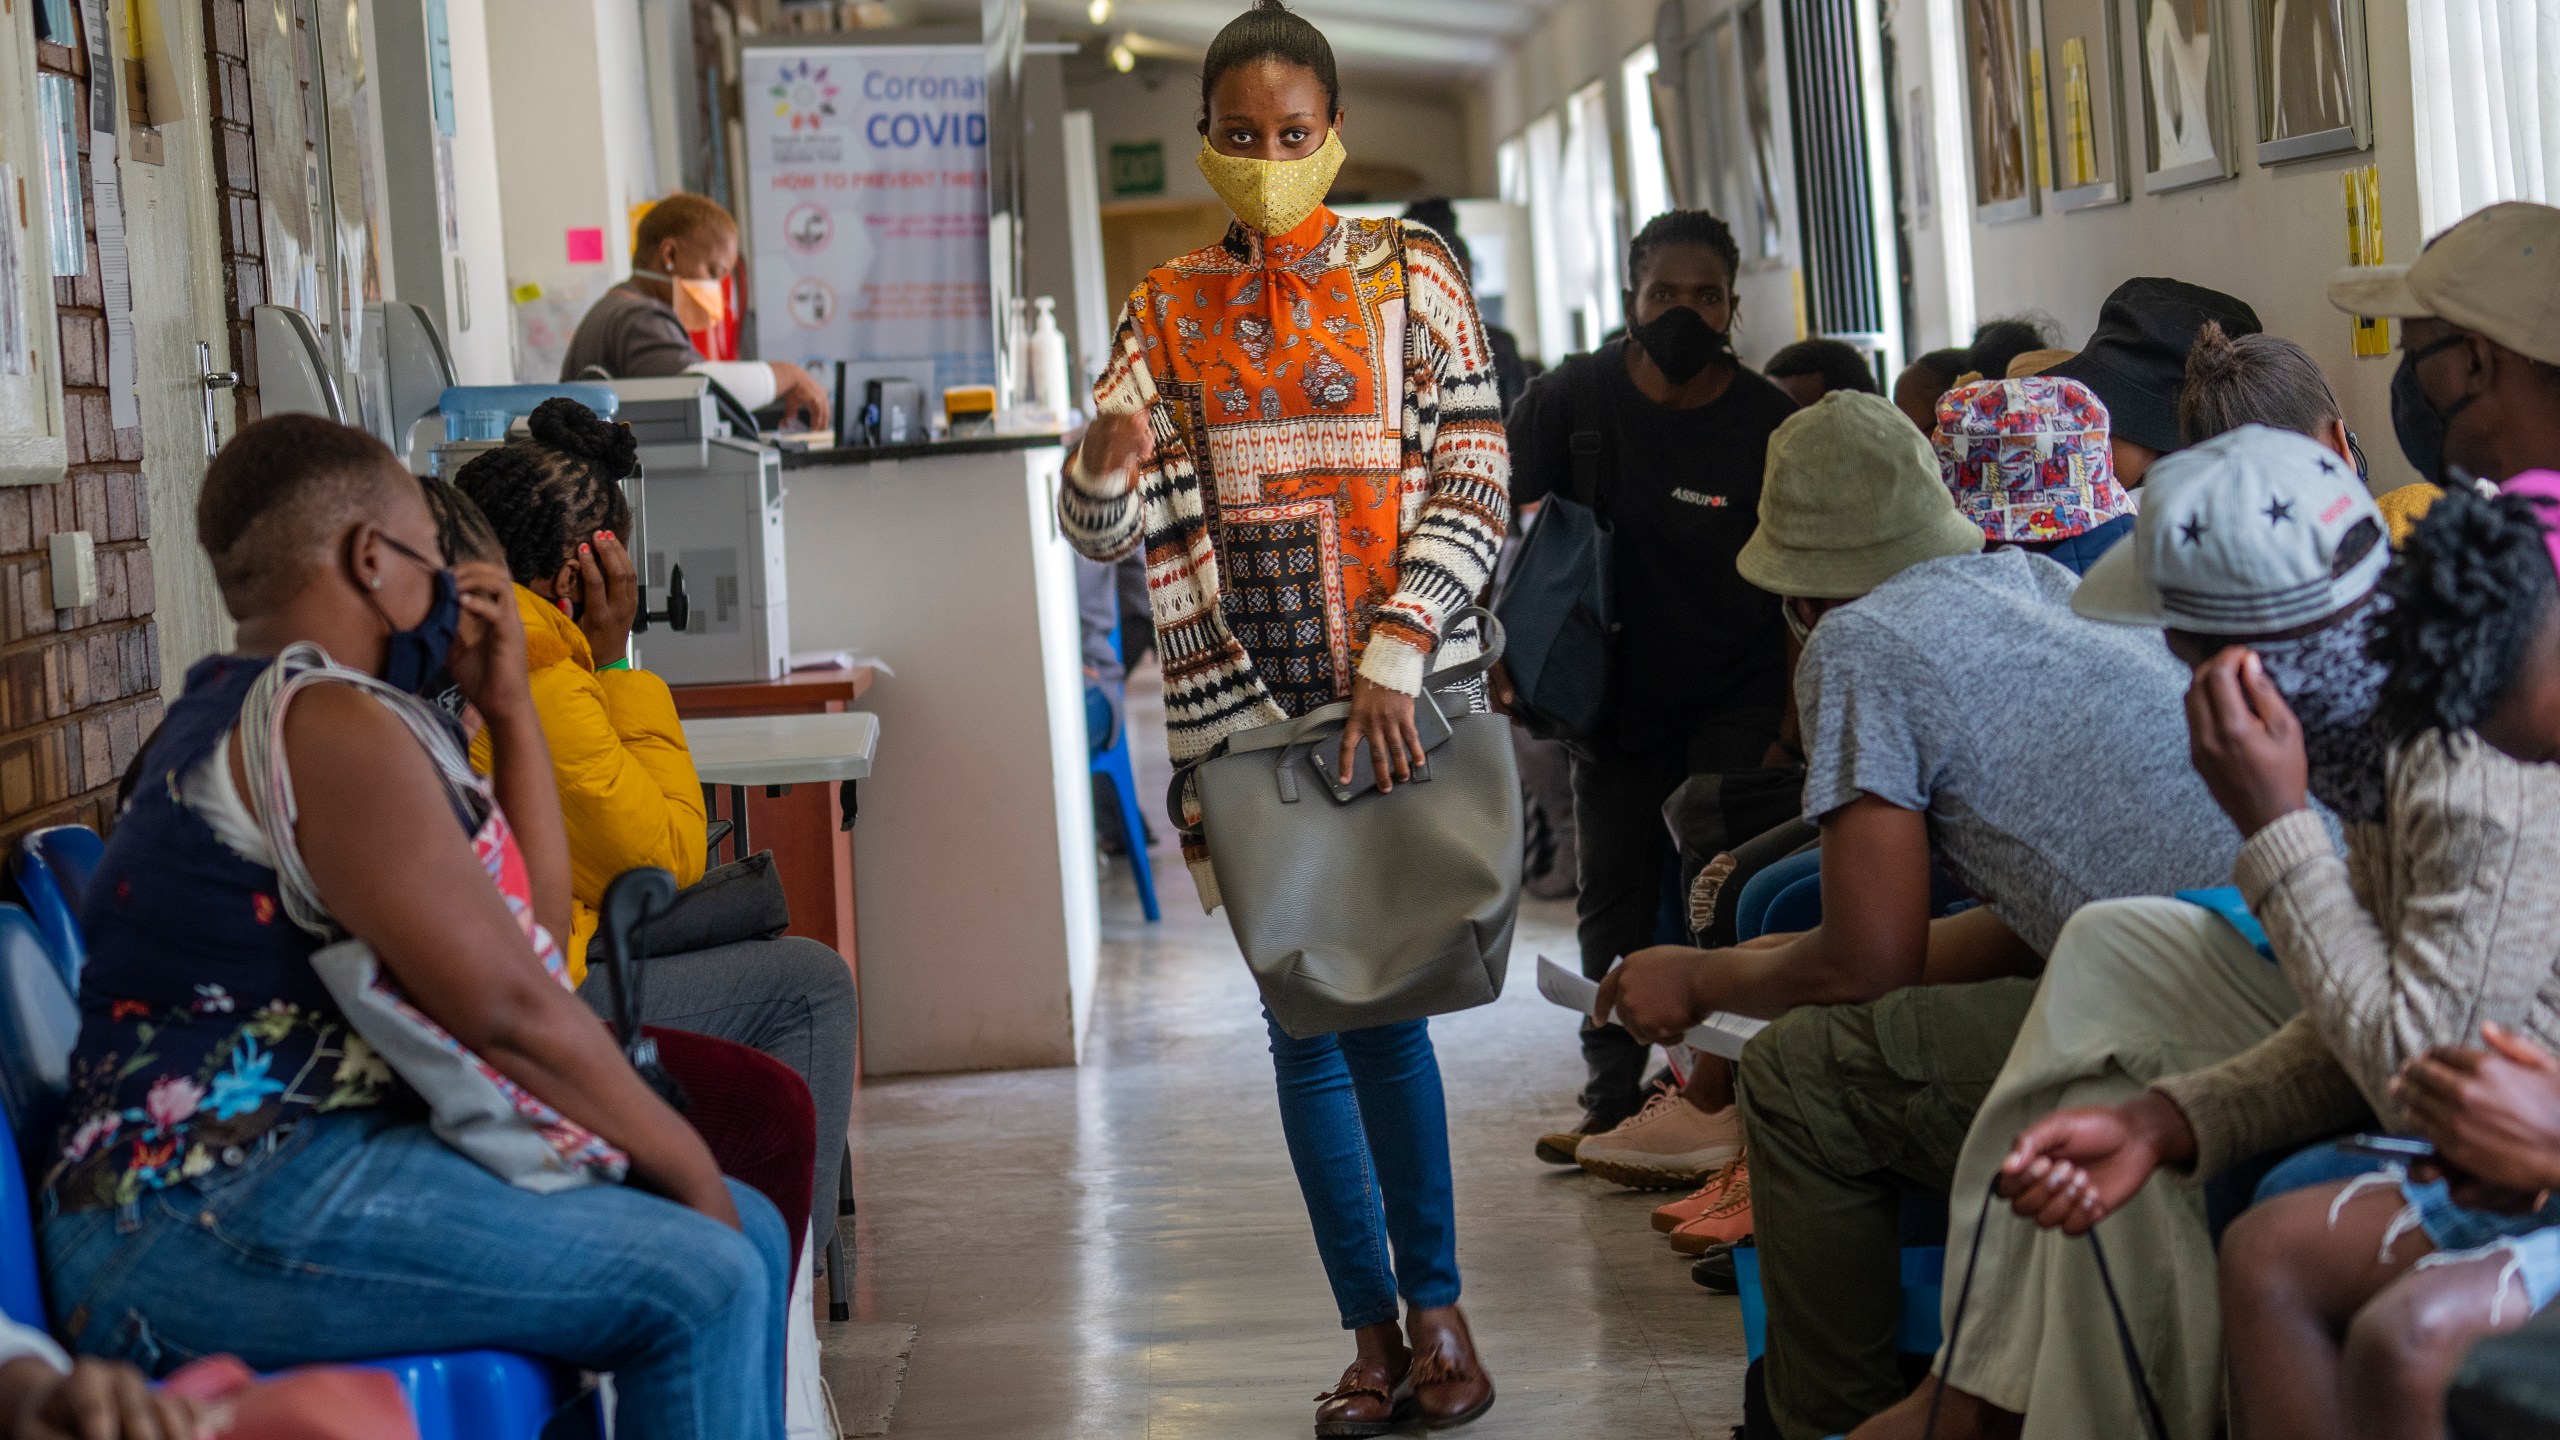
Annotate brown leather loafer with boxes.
[1313,1351,1413,1438]
[1407,1305,1495,1430]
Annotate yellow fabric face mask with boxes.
[1195,130,1347,238]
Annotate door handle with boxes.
[196,341,239,459]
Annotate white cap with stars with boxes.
[2072,424,2389,635]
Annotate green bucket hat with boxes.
[1737,390,1986,599]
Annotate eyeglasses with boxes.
[376,531,443,572]
[2403,332,2471,367]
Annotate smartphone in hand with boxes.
[1309,690,1453,802]
[2343,1134,2437,1160]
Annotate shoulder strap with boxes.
[1563,346,1616,510]
[237,642,490,940]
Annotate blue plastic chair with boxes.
[14,825,103,989]
[1734,1241,1945,1364]
[0,900,593,1439]
[1089,628,1160,923]
[0,905,75,1151]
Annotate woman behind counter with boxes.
[1056,3,1511,1433]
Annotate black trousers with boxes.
[1568,701,1788,1120]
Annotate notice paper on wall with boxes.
[78,0,137,428]
[0,166,25,376]
[740,43,994,396]
[1533,954,1768,1062]
[35,75,83,278]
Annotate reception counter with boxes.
[779,433,1099,1077]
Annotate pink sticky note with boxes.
[566,227,606,264]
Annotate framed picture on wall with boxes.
[2134,0,2237,191]
[2250,0,2370,162]
[1964,0,2038,222]
[2039,0,2130,207]
[1685,9,1785,268]
[1734,0,1787,263]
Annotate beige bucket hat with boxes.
[2328,201,2560,367]
[1738,390,1986,599]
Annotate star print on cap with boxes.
[2072,424,2390,635]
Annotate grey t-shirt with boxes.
[560,283,700,382]
[1797,548,2240,956]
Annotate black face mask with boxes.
[2391,334,2480,485]
[1629,304,1732,386]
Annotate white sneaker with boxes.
[1575,1091,1744,1190]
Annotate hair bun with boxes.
[2184,320,2239,382]
[529,397,640,481]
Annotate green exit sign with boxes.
[1108,140,1166,197]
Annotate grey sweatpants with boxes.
[580,936,859,1229]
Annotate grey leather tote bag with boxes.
[1179,607,1523,1038]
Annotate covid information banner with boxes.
[741,43,993,396]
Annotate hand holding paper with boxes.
[1534,955,1767,1062]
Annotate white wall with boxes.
[1064,68,1477,206]
[441,0,515,381]
[1953,0,2423,487]
[1484,0,1659,142]
[486,0,661,379]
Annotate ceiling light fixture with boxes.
[1087,0,1111,24]
[1109,39,1136,71]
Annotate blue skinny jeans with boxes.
[42,1108,788,1440]
[1264,1009,1462,1329]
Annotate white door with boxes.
[112,0,239,690]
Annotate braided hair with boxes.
[2371,482,2557,744]
[416,475,503,566]
[453,398,639,587]
[1199,1,1341,130]
[1626,209,1740,289]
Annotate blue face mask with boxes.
[367,534,462,696]
[381,568,461,696]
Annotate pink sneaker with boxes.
[1575,1092,1743,1190]
[1667,1156,1752,1254]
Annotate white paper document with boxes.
[78,0,136,428]
[1533,954,1769,1063]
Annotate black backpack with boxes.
[1493,350,1617,748]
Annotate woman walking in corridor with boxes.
[1057,3,1511,1432]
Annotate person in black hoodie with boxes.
[1506,209,1801,1170]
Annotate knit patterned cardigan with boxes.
[1059,215,1510,903]
[2155,732,2560,1174]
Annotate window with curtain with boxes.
[1561,80,1623,350]
[2409,0,2560,235]
[1516,113,1571,362]
[1622,45,1676,232]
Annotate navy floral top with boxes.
[47,655,411,1212]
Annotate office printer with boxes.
[599,375,789,688]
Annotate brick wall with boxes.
[0,39,169,839]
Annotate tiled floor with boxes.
[841,670,1747,1437]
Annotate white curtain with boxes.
[1520,115,1571,362]
[1623,46,1677,236]
[1563,80,1624,349]
[2409,0,2560,236]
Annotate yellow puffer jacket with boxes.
[472,586,707,983]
